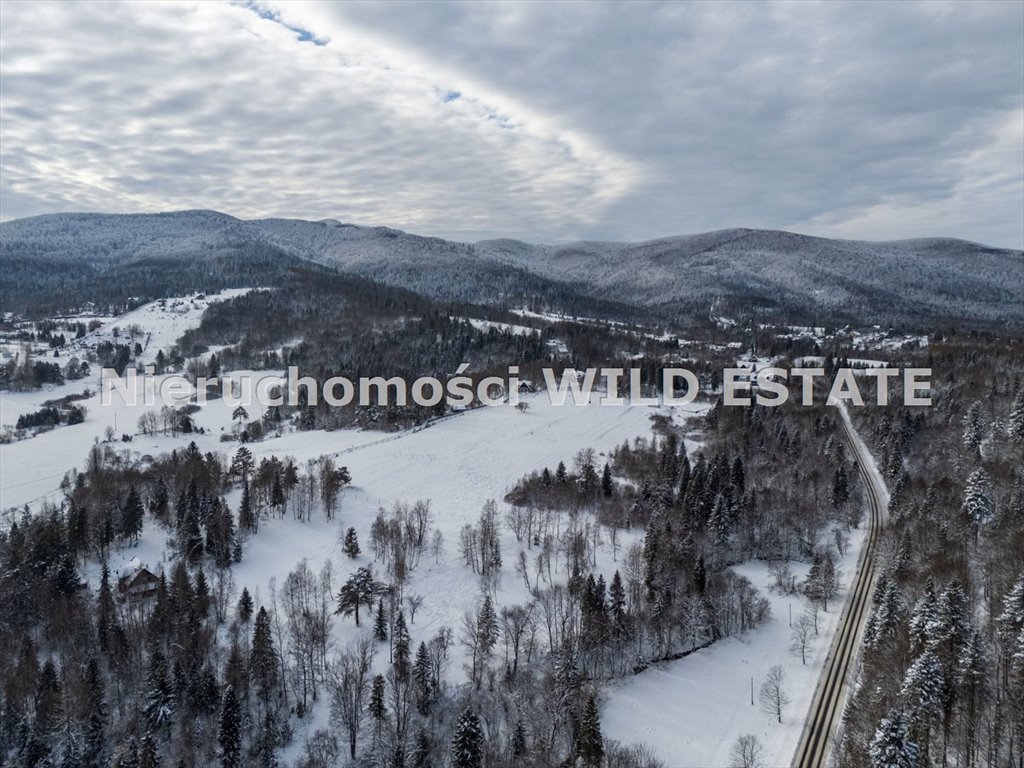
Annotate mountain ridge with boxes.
[2,210,1021,327]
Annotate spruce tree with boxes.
[369,675,387,740]
[139,734,160,768]
[450,707,483,768]
[97,564,117,655]
[218,687,241,768]
[250,607,278,705]
[343,527,361,559]
[962,401,985,452]
[962,469,993,542]
[238,483,255,535]
[511,719,527,758]
[609,571,627,634]
[477,595,499,661]
[121,487,145,544]
[601,463,613,498]
[393,611,411,682]
[577,694,604,767]
[869,709,919,768]
[1008,389,1024,444]
[142,649,174,733]
[374,598,389,641]
[413,642,433,714]
[411,727,432,768]
[899,650,944,727]
[237,587,254,623]
[34,659,62,737]
[81,657,108,768]
[194,567,211,618]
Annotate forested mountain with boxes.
[2,211,1020,328]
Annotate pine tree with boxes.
[237,587,254,623]
[218,686,241,768]
[336,567,378,626]
[450,707,483,768]
[555,461,568,483]
[343,527,361,559]
[230,445,254,480]
[869,709,919,768]
[577,694,604,767]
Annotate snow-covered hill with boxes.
[2,211,1021,326]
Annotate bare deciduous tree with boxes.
[328,636,374,760]
[790,613,813,665]
[729,734,765,768]
[759,665,790,723]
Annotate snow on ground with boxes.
[0,290,250,384]
[61,289,252,367]
[602,524,868,767]
[453,316,541,337]
[0,368,284,509]
[43,390,687,756]
[794,356,889,370]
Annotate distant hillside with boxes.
[2,211,1021,328]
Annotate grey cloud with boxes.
[1,0,1021,248]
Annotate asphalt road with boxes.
[792,404,888,768]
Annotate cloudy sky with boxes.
[1,1,1021,248]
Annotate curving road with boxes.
[792,403,889,768]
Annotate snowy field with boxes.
[453,316,540,336]
[602,516,868,767]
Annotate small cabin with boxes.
[118,567,160,603]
